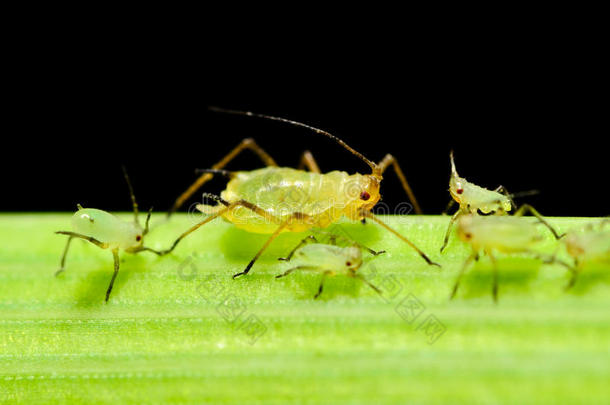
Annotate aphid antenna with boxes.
[449,150,458,176]
[143,207,153,235]
[208,106,380,176]
[121,165,140,226]
[202,192,231,207]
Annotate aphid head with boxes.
[343,246,363,271]
[358,175,382,211]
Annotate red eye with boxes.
[456,189,464,194]
[360,191,371,201]
[346,261,352,266]
[136,235,142,242]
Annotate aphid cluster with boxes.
[55,108,608,302]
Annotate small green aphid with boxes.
[562,219,610,289]
[55,168,162,302]
[161,108,439,278]
[440,151,562,252]
[275,232,385,298]
[451,214,566,302]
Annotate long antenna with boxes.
[449,150,458,176]
[208,106,378,172]
[122,165,139,225]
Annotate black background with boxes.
[2,32,606,217]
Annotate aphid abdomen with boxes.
[72,208,139,250]
[295,244,362,272]
[463,183,510,214]
[461,217,540,253]
[217,167,361,233]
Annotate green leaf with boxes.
[0,214,608,404]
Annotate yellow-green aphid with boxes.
[441,151,562,253]
[451,214,564,302]
[55,168,162,302]
[275,234,384,298]
[161,108,439,278]
[562,219,610,289]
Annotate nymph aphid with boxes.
[440,151,562,252]
[276,232,385,298]
[562,219,610,289]
[451,214,567,302]
[55,167,162,302]
[160,108,440,278]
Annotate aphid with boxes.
[440,151,562,253]
[450,214,567,302]
[562,219,610,289]
[275,232,385,298]
[55,168,162,302]
[160,107,439,278]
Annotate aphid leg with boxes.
[362,211,441,267]
[55,232,109,249]
[159,206,233,255]
[275,265,317,278]
[55,235,74,276]
[357,243,385,256]
[440,210,462,253]
[168,138,278,217]
[162,197,285,258]
[297,150,321,173]
[233,221,290,279]
[487,250,499,303]
[278,235,319,261]
[353,273,382,296]
[450,252,477,300]
[122,166,140,225]
[195,168,236,178]
[514,204,565,239]
[314,270,333,299]
[377,154,423,215]
[105,248,120,302]
[442,199,456,216]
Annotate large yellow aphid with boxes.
[161,108,439,278]
[275,233,384,298]
[441,151,562,253]
[562,220,610,289]
[55,168,162,302]
[451,214,566,302]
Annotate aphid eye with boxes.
[456,188,464,194]
[345,261,352,266]
[136,235,142,242]
[360,191,371,201]
[464,233,472,239]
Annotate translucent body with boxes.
[293,244,362,273]
[450,153,512,214]
[457,215,542,253]
[197,167,380,234]
[563,226,610,264]
[72,208,143,251]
